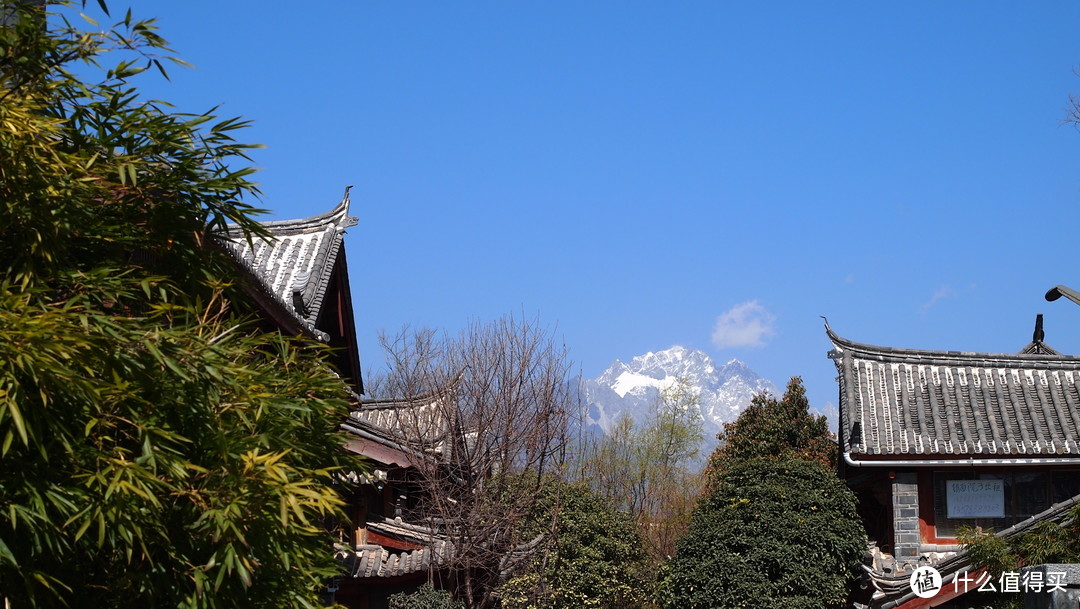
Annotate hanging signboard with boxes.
[946,479,1004,518]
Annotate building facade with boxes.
[828,319,1080,608]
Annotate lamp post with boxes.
[1045,285,1080,307]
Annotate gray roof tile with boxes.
[340,519,452,579]
[827,323,1080,459]
[340,390,455,465]
[226,188,357,341]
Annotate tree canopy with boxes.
[389,584,465,609]
[573,377,703,567]
[658,377,862,609]
[375,320,575,609]
[705,377,835,487]
[0,3,357,607]
[656,458,865,609]
[501,481,649,609]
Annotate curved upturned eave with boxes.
[256,185,358,234]
[210,238,325,341]
[824,320,1080,368]
[223,187,358,341]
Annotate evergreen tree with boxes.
[658,377,862,608]
[705,377,834,488]
[656,459,865,609]
[501,481,649,609]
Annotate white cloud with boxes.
[711,300,776,349]
[920,285,955,314]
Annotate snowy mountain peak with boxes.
[627,345,714,377]
[582,347,779,457]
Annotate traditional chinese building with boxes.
[333,391,457,608]
[227,192,457,608]
[227,187,363,393]
[827,318,1080,608]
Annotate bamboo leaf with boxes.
[6,398,28,446]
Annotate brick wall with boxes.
[892,473,920,570]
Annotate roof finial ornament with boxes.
[338,185,358,229]
[1019,312,1059,355]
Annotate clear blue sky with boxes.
[74,2,1080,413]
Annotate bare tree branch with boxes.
[376,316,575,609]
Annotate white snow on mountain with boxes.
[581,346,779,458]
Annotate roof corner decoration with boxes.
[225,186,358,342]
[825,321,1080,464]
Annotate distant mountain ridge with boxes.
[581,346,779,456]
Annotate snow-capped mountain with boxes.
[581,346,778,456]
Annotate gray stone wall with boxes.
[1024,564,1080,609]
[891,473,921,570]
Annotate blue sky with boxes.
[75,2,1080,413]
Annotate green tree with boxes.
[656,459,865,609]
[0,3,357,607]
[705,377,834,488]
[501,481,649,609]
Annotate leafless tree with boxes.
[571,378,704,566]
[375,316,575,609]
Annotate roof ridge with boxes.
[254,186,358,232]
[825,322,1080,365]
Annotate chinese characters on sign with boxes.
[946,479,1005,518]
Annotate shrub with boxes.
[657,458,865,609]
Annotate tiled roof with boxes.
[827,323,1080,459]
[340,545,446,579]
[226,188,357,341]
[347,392,452,446]
[340,388,458,467]
[337,518,541,580]
[369,518,450,550]
[338,519,451,579]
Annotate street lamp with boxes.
[1045,285,1080,307]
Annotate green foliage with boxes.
[656,459,865,609]
[388,584,464,609]
[705,377,835,488]
[501,482,649,609]
[0,3,358,607]
[958,503,1080,609]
